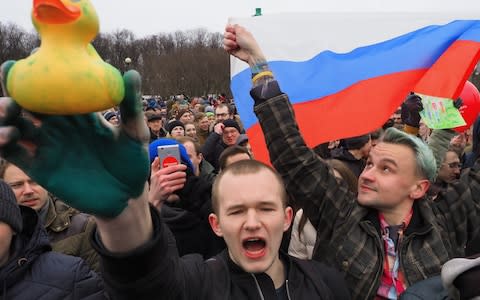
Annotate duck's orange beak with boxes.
[33,0,81,24]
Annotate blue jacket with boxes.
[0,206,105,300]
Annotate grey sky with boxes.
[1,0,478,37]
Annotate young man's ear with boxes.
[283,207,294,232]
[410,179,430,200]
[208,213,223,237]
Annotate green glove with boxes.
[0,61,150,218]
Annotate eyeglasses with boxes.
[445,162,462,169]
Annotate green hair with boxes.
[381,127,436,182]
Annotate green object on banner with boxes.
[418,93,466,129]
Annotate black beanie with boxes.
[167,120,185,134]
[223,119,241,133]
[0,180,22,233]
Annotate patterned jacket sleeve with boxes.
[251,81,355,237]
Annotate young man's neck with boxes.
[380,205,413,226]
[266,255,286,289]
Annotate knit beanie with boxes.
[166,120,185,135]
[0,180,23,233]
[222,119,241,133]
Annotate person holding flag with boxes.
[223,23,480,299]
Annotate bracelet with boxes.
[252,71,274,84]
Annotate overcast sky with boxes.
[1,0,479,37]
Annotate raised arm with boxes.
[223,24,355,231]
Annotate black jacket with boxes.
[201,132,228,171]
[0,206,104,299]
[93,206,351,300]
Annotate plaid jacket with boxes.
[252,83,480,299]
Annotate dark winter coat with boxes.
[93,206,351,300]
[0,206,105,299]
[251,81,480,299]
[45,196,100,272]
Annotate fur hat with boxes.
[0,180,23,233]
[145,111,163,122]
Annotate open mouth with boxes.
[242,238,267,258]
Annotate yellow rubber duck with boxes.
[6,0,124,114]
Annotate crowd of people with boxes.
[0,24,479,300]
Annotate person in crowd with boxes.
[214,103,233,123]
[184,122,198,142]
[217,145,252,172]
[464,116,480,169]
[205,111,216,127]
[0,62,350,299]
[429,149,461,195]
[202,119,242,170]
[418,120,431,142]
[176,109,194,124]
[0,180,104,299]
[330,134,372,177]
[390,107,404,129]
[370,128,384,147]
[449,133,467,165]
[147,138,224,258]
[177,136,216,184]
[194,112,211,146]
[145,110,167,142]
[103,110,120,126]
[0,160,100,272]
[223,24,480,299]
[166,119,185,138]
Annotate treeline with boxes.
[0,22,230,98]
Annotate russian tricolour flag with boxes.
[229,12,480,164]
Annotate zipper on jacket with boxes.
[251,274,266,300]
[285,279,292,300]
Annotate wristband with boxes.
[252,71,274,84]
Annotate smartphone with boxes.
[157,144,181,168]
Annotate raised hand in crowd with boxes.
[1,61,153,253]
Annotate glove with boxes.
[453,97,463,110]
[0,61,150,218]
[401,92,423,128]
